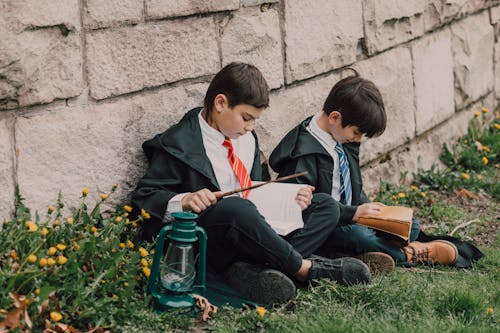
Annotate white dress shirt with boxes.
[306,113,342,202]
[167,110,256,212]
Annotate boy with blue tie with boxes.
[269,69,459,269]
[131,63,372,305]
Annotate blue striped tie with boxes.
[335,143,352,205]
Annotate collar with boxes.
[307,113,339,151]
[198,110,226,145]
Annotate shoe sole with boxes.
[355,252,395,275]
[226,262,296,305]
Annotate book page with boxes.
[247,182,305,236]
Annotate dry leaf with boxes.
[474,141,484,151]
[193,294,218,321]
[456,188,480,200]
[0,293,30,331]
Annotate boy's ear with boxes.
[214,94,229,113]
[328,111,342,124]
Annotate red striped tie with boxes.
[222,139,252,198]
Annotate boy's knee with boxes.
[215,196,262,230]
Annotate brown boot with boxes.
[404,240,458,265]
[335,252,395,275]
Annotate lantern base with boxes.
[153,293,195,312]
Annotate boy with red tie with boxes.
[131,63,371,305]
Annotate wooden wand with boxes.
[215,171,308,199]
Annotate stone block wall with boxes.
[0,0,499,217]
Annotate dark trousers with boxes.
[317,217,421,262]
[196,193,340,276]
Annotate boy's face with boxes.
[328,111,363,143]
[212,94,263,139]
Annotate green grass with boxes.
[1,111,499,332]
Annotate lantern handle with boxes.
[194,226,207,292]
[147,224,172,296]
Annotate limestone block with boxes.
[86,18,219,100]
[84,0,143,29]
[241,0,279,7]
[146,0,239,19]
[0,0,80,32]
[496,43,500,99]
[284,0,363,83]
[354,47,415,164]
[0,27,83,110]
[412,29,455,135]
[0,116,14,220]
[221,7,283,89]
[363,0,426,54]
[261,73,341,159]
[424,0,500,31]
[451,12,495,108]
[15,83,207,214]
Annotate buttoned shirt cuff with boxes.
[166,193,189,213]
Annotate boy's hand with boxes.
[181,189,218,213]
[295,185,315,211]
[352,202,385,222]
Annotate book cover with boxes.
[357,206,413,242]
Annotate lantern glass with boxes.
[160,241,196,293]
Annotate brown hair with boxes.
[323,69,386,137]
[204,62,270,114]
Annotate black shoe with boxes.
[226,261,296,305]
[307,255,371,286]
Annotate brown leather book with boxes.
[357,206,413,242]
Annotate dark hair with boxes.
[323,69,386,137]
[204,62,270,114]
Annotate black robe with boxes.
[131,107,265,240]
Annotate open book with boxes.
[357,205,413,242]
[247,181,305,236]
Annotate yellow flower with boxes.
[111,248,117,253]
[90,226,98,233]
[461,172,470,180]
[47,258,56,266]
[483,145,490,153]
[124,282,129,287]
[56,244,66,251]
[477,174,483,180]
[28,254,37,264]
[100,193,108,201]
[112,294,119,301]
[473,111,481,117]
[67,217,74,224]
[119,243,125,249]
[256,306,266,317]
[82,187,90,196]
[101,280,106,284]
[131,221,138,228]
[50,311,63,322]
[139,247,149,258]
[410,185,418,191]
[73,243,80,251]
[25,221,38,232]
[9,250,18,260]
[48,247,57,256]
[35,289,40,295]
[398,192,406,198]
[57,255,68,265]
[142,267,151,277]
[127,240,135,249]
[53,219,60,226]
[494,123,500,130]
[481,107,489,113]
[47,205,55,214]
[114,216,122,223]
[391,195,397,201]
[141,258,148,267]
[487,307,494,315]
[482,156,489,165]
[141,208,151,219]
[124,205,133,213]
[39,258,47,267]
[40,227,49,237]
[420,192,426,198]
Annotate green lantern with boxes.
[147,212,207,311]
